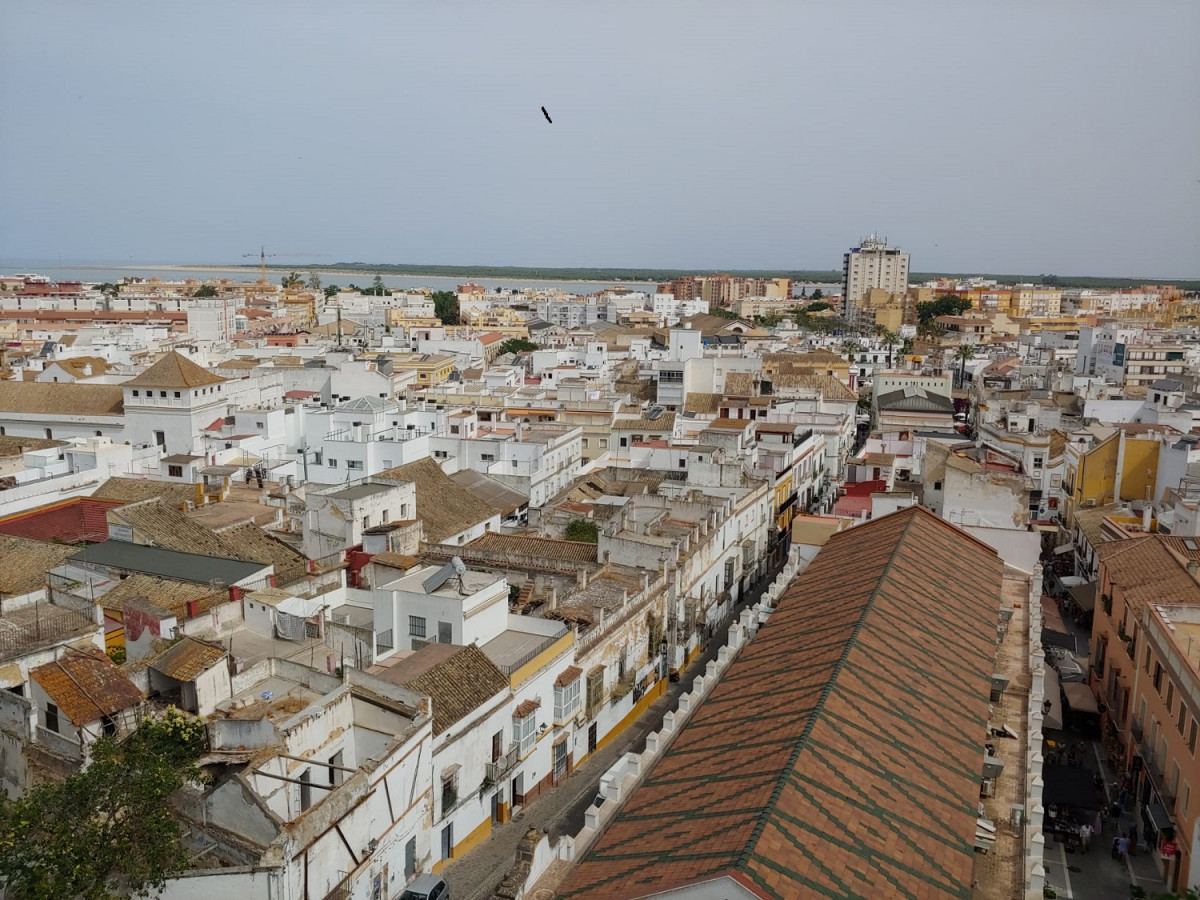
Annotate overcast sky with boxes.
[3,1,1198,277]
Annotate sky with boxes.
[2,1,1198,278]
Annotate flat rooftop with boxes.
[481,629,560,670]
[213,673,324,722]
[70,540,267,585]
[325,482,396,502]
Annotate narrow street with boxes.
[441,566,780,900]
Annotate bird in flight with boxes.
[542,106,552,123]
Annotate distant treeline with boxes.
[228,262,1199,292]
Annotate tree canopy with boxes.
[431,290,459,324]
[0,708,206,900]
[191,284,218,298]
[564,519,599,543]
[323,284,341,300]
[497,338,538,355]
[916,294,972,324]
[280,271,304,289]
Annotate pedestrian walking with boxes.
[1080,822,1093,851]
[1111,836,1121,859]
[1117,836,1130,862]
[1094,809,1104,836]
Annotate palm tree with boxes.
[955,343,976,388]
[881,330,899,368]
[842,340,859,362]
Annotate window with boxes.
[438,621,452,643]
[481,453,495,462]
[159,391,166,398]
[327,458,338,468]
[555,678,581,722]
[1183,783,1192,818]
[44,428,53,440]
[168,464,183,478]
[492,730,503,762]
[362,516,370,530]
[1190,719,1198,756]
[724,558,736,589]
[173,391,181,398]
[347,460,363,470]
[600,438,608,449]
[45,702,59,733]
[409,616,426,638]
[441,768,459,814]
[933,481,942,491]
[299,768,314,811]
[1179,705,1188,735]
[514,713,537,756]
[328,750,343,786]
[1155,662,1164,693]
[132,390,139,397]
[1167,682,1176,713]
[381,510,389,523]
[619,437,628,448]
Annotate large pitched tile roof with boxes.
[123,351,225,389]
[1098,535,1200,610]
[215,521,309,586]
[375,457,503,543]
[0,534,79,596]
[561,505,1003,900]
[149,636,226,682]
[461,532,598,566]
[30,648,143,726]
[378,644,508,735]
[98,573,226,617]
[91,477,197,508]
[0,381,124,417]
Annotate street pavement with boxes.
[441,566,778,900]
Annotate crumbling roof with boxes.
[461,532,598,566]
[149,637,226,682]
[562,506,1003,900]
[30,648,143,726]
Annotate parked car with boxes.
[401,874,450,900]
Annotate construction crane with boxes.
[241,247,328,287]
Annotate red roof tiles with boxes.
[559,506,1003,900]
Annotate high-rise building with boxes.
[842,235,909,322]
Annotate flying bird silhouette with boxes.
[541,106,552,123]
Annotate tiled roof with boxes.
[149,636,226,682]
[723,372,755,395]
[370,552,421,571]
[0,381,124,417]
[1048,428,1068,461]
[554,665,583,688]
[561,506,1003,900]
[98,573,226,617]
[772,372,857,402]
[110,499,239,558]
[0,534,79,596]
[514,697,541,718]
[683,393,722,415]
[877,387,956,413]
[215,522,308,586]
[614,412,676,432]
[375,457,502,543]
[53,356,110,378]
[123,352,224,389]
[30,649,142,726]
[391,644,509,735]
[91,477,196,507]
[1098,536,1200,611]
[462,532,598,565]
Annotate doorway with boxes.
[588,722,598,755]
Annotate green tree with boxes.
[842,340,860,361]
[498,338,539,355]
[877,328,899,368]
[323,284,340,300]
[810,288,824,301]
[371,274,386,295]
[916,293,971,325]
[430,290,459,325]
[192,284,218,298]
[805,301,832,313]
[0,708,206,900]
[94,282,120,297]
[307,271,322,291]
[281,271,303,288]
[955,343,976,388]
[564,519,599,543]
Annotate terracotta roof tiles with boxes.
[560,506,1003,900]
[149,637,226,682]
[123,352,225,389]
[394,645,509,736]
[30,649,143,726]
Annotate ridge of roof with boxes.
[124,351,225,389]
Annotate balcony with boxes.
[485,745,519,784]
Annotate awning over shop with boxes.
[1068,582,1096,612]
[1062,682,1100,715]
[1053,542,1076,555]
[1043,664,1063,731]
[1143,802,1174,835]
[1044,629,1077,653]
[1042,763,1103,811]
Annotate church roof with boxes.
[123,352,225,389]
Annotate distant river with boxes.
[0,261,839,299]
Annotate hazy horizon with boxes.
[3,1,1197,278]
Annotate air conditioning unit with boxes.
[980,778,996,798]
[1086,498,1097,508]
